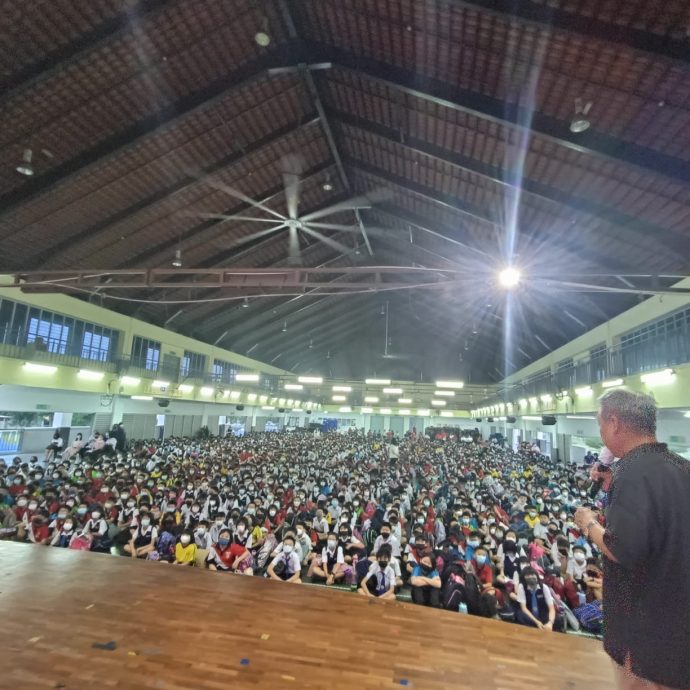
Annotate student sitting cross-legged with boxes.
[358,544,396,600]
[266,535,302,583]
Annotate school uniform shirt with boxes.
[206,542,247,570]
[411,564,440,579]
[209,522,227,544]
[532,522,549,540]
[373,534,401,558]
[321,544,345,567]
[194,529,213,549]
[312,516,329,534]
[565,558,587,581]
[132,525,158,547]
[269,550,301,577]
[83,518,108,537]
[365,562,396,596]
[516,582,553,611]
[175,542,197,564]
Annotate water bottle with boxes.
[458,602,468,615]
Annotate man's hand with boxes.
[574,507,597,532]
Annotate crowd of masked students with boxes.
[0,428,606,633]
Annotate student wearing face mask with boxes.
[206,528,252,573]
[309,531,347,586]
[267,535,302,583]
[359,545,396,600]
[173,530,197,566]
[515,567,556,631]
[410,555,442,607]
[124,514,158,559]
[51,516,77,547]
[373,522,401,559]
[209,513,228,545]
[81,506,109,551]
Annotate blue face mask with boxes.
[475,555,487,565]
[218,538,230,547]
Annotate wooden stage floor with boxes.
[0,543,615,690]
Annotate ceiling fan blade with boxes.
[306,222,361,232]
[301,226,351,255]
[301,198,372,222]
[282,153,303,220]
[221,224,285,249]
[183,212,281,223]
[199,177,285,221]
[288,225,301,262]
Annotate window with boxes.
[181,350,206,378]
[82,329,116,362]
[27,316,69,354]
[131,336,161,371]
[212,359,236,384]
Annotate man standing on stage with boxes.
[575,389,689,690]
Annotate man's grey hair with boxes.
[598,388,657,435]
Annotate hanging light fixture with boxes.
[570,98,593,133]
[255,16,271,46]
[172,248,182,267]
[281,320,288,332]
[242,297,249,308]
[16,148,34,176]
[322,174,333,192]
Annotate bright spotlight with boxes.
[498,267,521,289]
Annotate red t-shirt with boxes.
[215,542,246,567]
[473,561,494,585]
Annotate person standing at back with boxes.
[575,389,690,690]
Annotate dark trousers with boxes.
[412,585,440,607]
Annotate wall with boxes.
[501,278,690,385]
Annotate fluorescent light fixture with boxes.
[529,397,538,405]
[417,409,430,416]
[575,386,593,396]
[601,378,624,388]
[380,408,392,414]
[684,412,690,419]
[332,395,347,402]
[383,387,403,394]
[259,395,268,403]
[236,373,260,382]
[230,390,241,399]
[498,416,507,421]
[361,407,374,413]
[131,395,153,401]
[261,406,275,410]
[561,390,570,396]
[332,385,352,392]
[292,407,302,412]
[284,383,303,391]
[434,390,455,397]
[222,390,230,399]
[365,378,390,385]
[398,398,412,404]
[440,410,454,417]
[153,380,170,388]
[435,380,464,389]
[298,376,323,384]
[640,369,675,385]
[23,362,57,374]
[522,415,542,421]
[278,398,286,405]
[541,394,552,403]
[200,386,214,396]
[338,406,352,413]
[247,393,257,402]
[518,398,527,407]
[399,409,411,415]
[78,369,104,381]
[286,399,293,406]
[506,402,513,410]
[566,415,597,420]
[178,384,194,393]
[120,376,141,385]
[431,399,447,406]
[364,396,379,403]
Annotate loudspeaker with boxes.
[542,415,557,426]
[236,404,245,411]
[487,416,494,422]
[306,410,312,415]
[506,416,516,423]
[278,408,286,413]
[158,399,170,408]
[475,418,482,422]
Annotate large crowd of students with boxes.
[0,428,607,633]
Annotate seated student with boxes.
[51,516,77,547]
[206,528,252,574]
[358,545,396,600]
[309,532,351,586]
[27,510,51,545]
[514,566,557,631]
[295,522,313,565]
[81,507,109,551]
[174,531,197,566]
[124,514,158,559]
[267,535,302,583]
[410,554,442,607]
[373,522,401,559]
[338,524,365,563]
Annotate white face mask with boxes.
[327,540,337,550]
[180,535,191,545]
[141,518,151,527]
[283,544,294,554]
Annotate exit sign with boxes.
[36,404,50,410]
[669,435,686,444]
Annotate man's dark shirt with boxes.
[603,443,690,689]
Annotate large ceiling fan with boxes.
[188,155,389,263]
